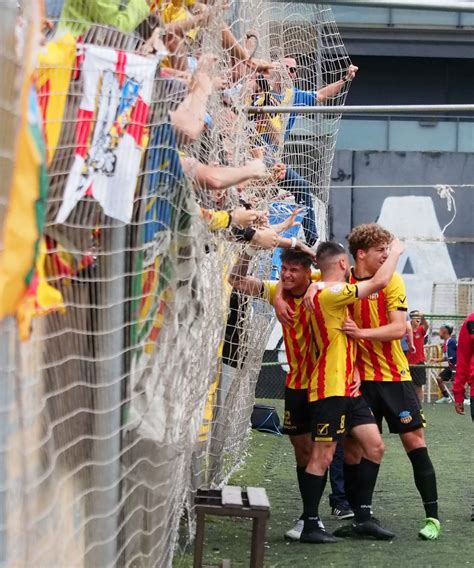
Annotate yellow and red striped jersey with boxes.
[308,283,359,402]
[348,269,411,382]
[263,281,317,390]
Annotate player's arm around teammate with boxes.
[230,248,317,540]
[340,223,442,541]
[299,240,404,544]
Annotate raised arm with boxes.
[229,252,264,297]
[355,238,405,299]
[169,55,214,143]
[316,65,358,103]
[182,158,267,191]
[343,239,408,341]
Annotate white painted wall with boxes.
[377,195,457,313]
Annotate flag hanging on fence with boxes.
[131,122,190,353]
[37,32,76,165]
[55,45,157,224]
[0,86,49,319]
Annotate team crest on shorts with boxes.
[317,423,330,436]
[399,410,412,424]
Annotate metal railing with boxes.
[247,104,474,115]
[321,0,474,13]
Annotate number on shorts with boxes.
[339,415,345,430]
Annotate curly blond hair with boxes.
[347,224,393,259]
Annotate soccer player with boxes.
[299,240,403,544]
[229,248,319,541]
[340,223,441,541]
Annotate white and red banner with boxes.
[55,45,157,224]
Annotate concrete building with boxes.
[289,3,474,312]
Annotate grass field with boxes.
[176,401,473,568]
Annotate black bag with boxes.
[250,404,282,435]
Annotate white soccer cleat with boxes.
[284,518,325,541]
[464,398,471,406]
[284,519,304,541]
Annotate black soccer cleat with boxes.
[334,518,395,540]
[300,528,342,544]
[351,519,395,540]
[332,524,353,538]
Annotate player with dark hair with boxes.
[274,225,442,540]
[298,239,403,543]
[338,223,441,541]
[229,247,320,540]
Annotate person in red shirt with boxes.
[452,312,474,419]
[407,310,429,402]
[451,311,474,522]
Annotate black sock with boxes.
[296,466,306,519]
[322,468,328,492]
[353,458,380,523]
[343,462,359,512]
[407,447,439,519]
[301,471,327,532]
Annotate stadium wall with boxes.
[329,150,474,313]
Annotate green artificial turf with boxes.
[175,402,473,568]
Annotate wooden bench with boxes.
[193,486,270,568]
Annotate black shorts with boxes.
[283,387,311,435]
[309,395,375,442]
[439,368,454,381]
[360,381,425,434]
[410,364,427,386]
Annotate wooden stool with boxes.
[193,486,270,568]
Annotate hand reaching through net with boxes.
[230,207,259,229]
[247,58,275,74]
[270,162,286,182]
[250,227,279,249]
[344,64,358,82]
[269,207,304,234]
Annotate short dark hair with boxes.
[315,241,347,269]
[280,249,313,269]
[440,324,453,335]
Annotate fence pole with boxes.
[0,318,15,565]
[297,0,474,12]
[85,224,125,567]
